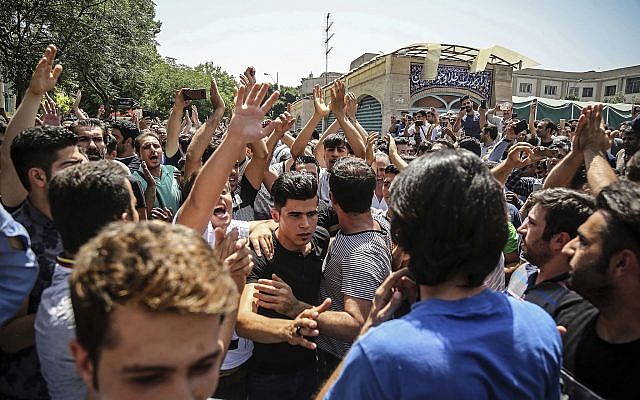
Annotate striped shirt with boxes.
[316,212,392,358]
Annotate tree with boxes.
[141,59,237,119]
[0,0,160,110]
[268,84,299,118]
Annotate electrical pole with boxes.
[323,13,334,130]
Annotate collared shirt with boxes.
[116,154,141,174]
[35,258,88,400]
[506,168,543,198]
[133,164,182,214]
[370,195,388,211]
[0,204,38,324]
[1,198,60,398]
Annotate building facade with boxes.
[512,66,640,103]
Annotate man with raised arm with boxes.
[0,45,86,399]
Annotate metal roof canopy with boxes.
[327,43,539,88]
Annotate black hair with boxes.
[483,123,498,141]
[71,118,106,136]
[10,126,78,191]
[626,151,640,182]
[133,131,160,154]
[48,161,131,254]
[105,134,117,154]
[416,140,432,155]
[385,164,400,175]
[389,150,507,286]
[290,155,320,175]
[458,137,482,158]
[271,171,318,210]
[329,157,375,213]
[460,95,471,102]
[528,188,595,240]
[395,137,409,146]
[110,120,140,142]
[202,138,222,164]
[597,181,640,259]
[416,109,427,118]
[324,133,352,153]
[433,139,454,150]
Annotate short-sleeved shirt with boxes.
[133,164,182,214]
[1,199,57,399]
[324,290,562,399]
[316,213,392,358]
[0,204,38,324]
[247,227,330,372]
[233,175,259,222]
[35,261,87,400]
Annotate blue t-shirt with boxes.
[325,289,561,400]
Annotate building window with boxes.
[604,85,617,96]
[568,87,579,97]
[519,83,532,93]
[582,87,594,97]
[626,77,640,94]
[544,85,557,96]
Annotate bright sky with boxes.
[155,0,640,87]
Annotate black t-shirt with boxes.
[317,199,339,236]
[561,309,640,400]
[247,226,330,372]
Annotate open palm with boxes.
[229,83,279,143]
[29,45,63,96]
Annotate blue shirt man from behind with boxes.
[318,150,562,400]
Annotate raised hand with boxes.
[248,222,274,259]
[345,92,357,119]
[150,207,174,222]
[214,227,253,292]
[210,79,225,117]
[228,83,279,143]
[273,111,294,137]
[505,142,540,169]
[313,84,330,117]
[28,44,63,97]
[42,93,61,126]
[579,104,610,152]
[330,80,346,116]
[174,88,191,110]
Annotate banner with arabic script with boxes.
[410,63,493,100]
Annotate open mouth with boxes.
[149,154,159,162]
[213,205,228,218]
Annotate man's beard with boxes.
[568,254,615,308]
[82,147,105,161]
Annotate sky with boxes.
[155,0,640,88]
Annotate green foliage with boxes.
[141,59,236,119]
[268,84,300,118]
[52,90,73,115]
[603,92,627,104]
[564,95,580,101]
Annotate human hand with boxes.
[97,104,105,119]
[228,83,279,143]
[140,161,156,187]
[174,88,191,110]
[72,89,82,112]
[313,84,330,117]
[345,92,357,119]
[505,142,540,169]
[385,133,398,156]
[27,44,63,97]
[254,274,303,318]
[579,105,610,153]
[361,268,416,334]
[214,228,253,292]
[329,80,346,116]
[210,79,225,118]
[505,191,523,209]
[504,122,518,142]
[273,111,294,138]
[287,298,332,349]
[239,66,257,103]
[42,93,61,126]
[150,207,173,222]
[248,221,274,259]
[191,105,201,127]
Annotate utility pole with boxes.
[323,13,334,130]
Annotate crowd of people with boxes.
[0,44,639,400]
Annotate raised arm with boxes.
[1,44,62,207]
[176,83,279,234]
[543,112,586,189]
[345,92,368,143]
[290,84,329,159]
[166,88,191,158]
[491,142,537,186]
[529,100,537,135]
[386,134,408,171]
[184,80,225,179]
[330,81,365,159]
[581,104,618,196]
[453,107,464,133]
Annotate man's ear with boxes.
[270,208,280,223]
[609,249,639,279]
[551,232,571,252]
[69,340,96,390]
[27,167,48,189]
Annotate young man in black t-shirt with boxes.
[236,172,331,400]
